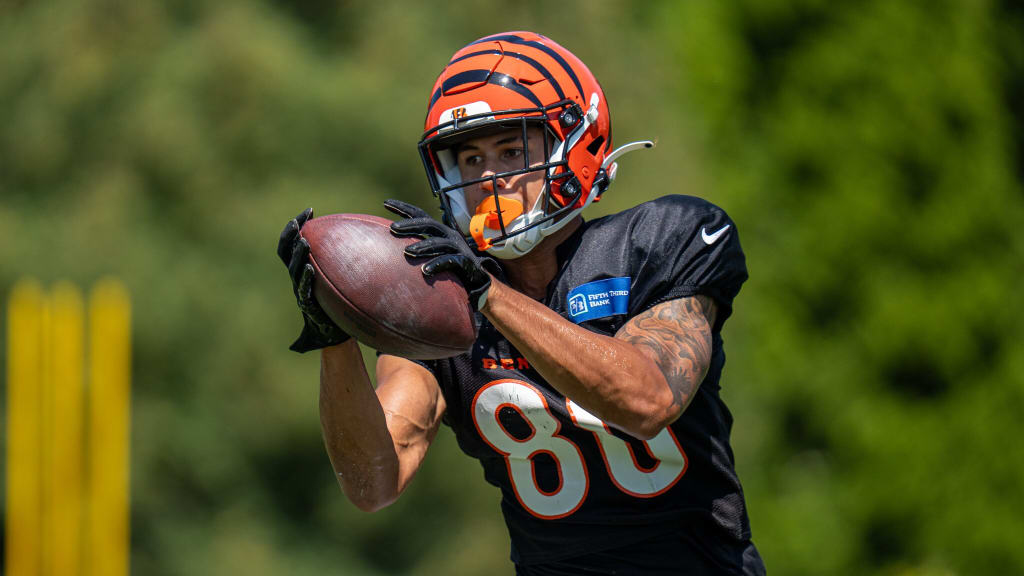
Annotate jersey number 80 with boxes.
[471,379,688,519]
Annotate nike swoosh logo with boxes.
[701,224,731,245]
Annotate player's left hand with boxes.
[385,199,501,311]
[278,208,352,353]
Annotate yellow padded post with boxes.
[86,279,132,576]
[48,282,85,576]
[6,280,44,576]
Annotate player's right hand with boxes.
[384,199,501,311]
[277,208,351,353]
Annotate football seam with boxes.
[304,219,471,354]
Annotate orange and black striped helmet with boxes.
[418,31,615,259]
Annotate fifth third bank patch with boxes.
[566,277,630,324]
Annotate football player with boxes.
[279,31,765,575]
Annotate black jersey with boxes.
[418,195,760,573]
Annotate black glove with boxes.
[277,208,351,353]
[384,199,502,311]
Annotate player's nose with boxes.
[479,170,508,193]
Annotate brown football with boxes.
[299,213,476,359]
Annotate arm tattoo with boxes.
[615,295,717,415]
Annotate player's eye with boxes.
[502,147,524,162]
[460,153,483,167]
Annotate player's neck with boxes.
[501,217,582,301]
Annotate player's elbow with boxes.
[592,354,684,440]
[631,408,684,441]
[615,382,680,441]
[635,379,688,440]
[598,400,662,441]
[655,403,686,438]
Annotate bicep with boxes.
[614,295,717,415]
[375,355,446,488]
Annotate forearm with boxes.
[319,340,399,512]
[482,280,675,439]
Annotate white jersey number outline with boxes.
[471,379,687,519]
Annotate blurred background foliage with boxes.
[1,0,1022,574]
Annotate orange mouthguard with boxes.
[469,196,525,251]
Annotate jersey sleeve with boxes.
[629,195,748,330]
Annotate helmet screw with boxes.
[559,103,585,128]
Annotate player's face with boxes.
[455,127,546,212]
